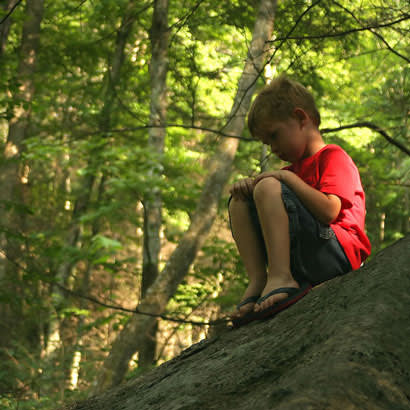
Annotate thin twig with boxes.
[157,293,214,359]
[0,0,23,25]
[220,0,323,133]
[331,1,410,64]
[85,121,410,156]
[90,123,253,140]
[0,248,229,326]
[267,14,410,43]
[53,282,229,326]
[321,122,410,156]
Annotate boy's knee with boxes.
[228,196,248,214]
[228,197,236,213]
[253,177,281,202]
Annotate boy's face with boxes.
[256,116,309,163]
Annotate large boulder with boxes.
[63,235,410,410]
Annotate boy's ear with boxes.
[293,108,309,125]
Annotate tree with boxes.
[44,0,140,362]
[0,0,44,383]
[139,0,170,370]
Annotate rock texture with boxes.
[62,235,410,410]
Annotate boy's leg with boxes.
[280,183,351,286]
[228,197,267,316]
[252,177,300,312]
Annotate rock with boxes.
[62,235,410,410]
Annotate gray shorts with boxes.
[228,182,351,286]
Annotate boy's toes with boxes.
[254,300,268,312]
[233,303,255,318]
[255,293,287,312]
[254,301,267,312]
[232,294,260,318]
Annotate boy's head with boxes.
[247,75,321,139]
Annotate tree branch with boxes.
[0,247,228,327]
[0,0,22,25]
[331,2,410,64]
[168,0,205,31]
[88,121,410,156]
[52,282,229,326]
[219,0,323,133]
[267,14,410,44]
[321,122,410,156]
[91,123,254,140]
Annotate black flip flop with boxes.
[231,295,260,329]
[254,282,312,321]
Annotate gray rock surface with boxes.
[62,235,410,410]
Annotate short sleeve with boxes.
[318,146,360,209]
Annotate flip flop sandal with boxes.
[231,295,260,329]
[255,282,312,321]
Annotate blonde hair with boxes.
[247,75,321,137]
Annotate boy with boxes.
[229,76,371,328]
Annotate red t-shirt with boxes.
[284,144,371,270]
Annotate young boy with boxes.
[229,76,371,328]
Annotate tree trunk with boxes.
[44,0,138,356]
[0,0,44,349]
[139,0,169,371]
[93,0,277,393]
[0,0,18,58]
[44,172,95,356]
[62,236,410,410]
[63,173,107,391]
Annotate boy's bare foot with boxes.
[253,276,300,312]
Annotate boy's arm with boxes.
[254,170,341,225]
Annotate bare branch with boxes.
[169,0,205,31]
[331,2,410,63]
[88,123,254,140]
[220,0,323,133]
[366,27,409,63]
[0,246,228,327]
[267,14,410,43]
[88,121,409,157]
[321,122,410,156]
[0,0,22,25]
[53,282,229,327]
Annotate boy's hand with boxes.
[229,177,254,200]
[253,170,287,185]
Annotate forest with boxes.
[0,0,409,408]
